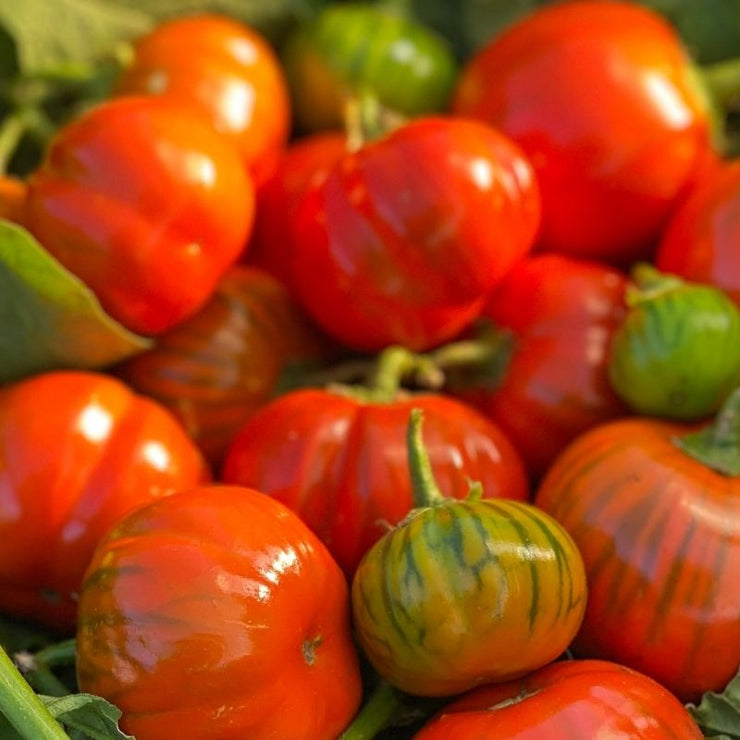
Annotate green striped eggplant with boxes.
[351,409,587,697]
[535,389,740,701]
[281,3,458,132]
[608,263,740,419]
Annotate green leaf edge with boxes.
[0,218,151,384]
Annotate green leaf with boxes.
[0,0,326,77]
[0,219,151,384]
[687,667,740,739]
[40,694,134,740]
[0,0,152,75]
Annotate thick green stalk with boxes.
[0,648,68,739]
[339,682,405,740]
[407,408,446,508]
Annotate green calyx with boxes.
[675,387,740,476]
[328,345,445,405]
[625,262,685,306]
[327,330,513,405]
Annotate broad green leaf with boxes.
[0,0,151,75]
[687,667,740,739]
[40,694,134,740]
[0,0,326,76]
[0,220,151,384]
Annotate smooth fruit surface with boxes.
[453,0,711,264]
[414,660,703,739]
[222,388,529,576]
[293,116,541,351]
[115,14,291,186]
[535,414,740,700]
[76,485,362,739]
[0,371,209,631]
[24,96,254,335]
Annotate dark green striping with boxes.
[538,438,632,523]
[517,507,569,621]
[482,501,540,633]
[644,294,683,354]
[418,506,448,556]
[603,493,662,614]
[646,514,697,642]
[569,473,635,578]
[377,532,412,644]
[680,513,729,682]
[357,566,380,625]
[445,505,471,572]
[356,575,396,656]
[400,522,424,596]
[388,526,426,644]
[80,563,144,593]
[461,505,505,589]
[616,497,669,612]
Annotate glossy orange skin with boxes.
[460,254,628,479]
[115,266,330,468]
[293,117,541,352]
[246,131,347,292]
[656,161,740,308]
[76,485,362,740]
[23,96,254,335]
[535,417,740,701]
[0,371,209,632]
[453,0,711,265]
[414,660,703,739]
[115,14,291,187]
[221,389,529,576]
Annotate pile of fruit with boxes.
[0,0,738,737]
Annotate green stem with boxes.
[339,682,405,740]
[371,346,443,398]
[407,408,446,508]
[627,263,684,307]
[0,649,68,739]
[674,387,740,476]
[344,92,406,152]
[701,57,740,110]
